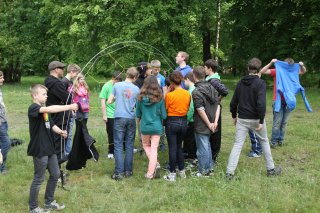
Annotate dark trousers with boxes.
[53,124,67,164]
[165,116,188,172]
[210,109,222,162]
[183,122,197,159]
[106,118,115,154]
[29,154,60,210]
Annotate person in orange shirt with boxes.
[163,71,191,181]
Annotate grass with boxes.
[0,75,319,213]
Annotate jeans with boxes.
[165,116,188,173]
[271,101,291,145]
[195,132,213,174]
[183,122,196,159]
[29,154,60,210]
[0,121,11,172]
[248,130,262,154]
[210,108,222,162]
[113,118,136,174]
[106,118,114,154]
[65,116,74,155]
[141,134,160,177]
[226,118,275,175]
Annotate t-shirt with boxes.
[112,81,140,119]
[27,103,56,157]
[99,80,116,118]
[165,88,191,116]
[0,89,7,123]
[270,69,284,101]
[176,65,192,89]
[187,85,195,122]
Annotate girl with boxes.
[163,71,191,181]
[73,74,90,122]
[136,76,167,180]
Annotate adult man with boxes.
[0,71,11,175]
[227,58,281,179]
[260,58,307,148]
[44,61,71,163]
[175,51,192,89]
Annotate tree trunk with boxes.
[202,30,212,63]
[215,0,221,63]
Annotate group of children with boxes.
[0,51,308,212]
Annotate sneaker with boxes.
[30,207,50,213]
[125,171,133,178]
[226,173,234,180]
[247,151,261,158]
[178,170,187,179]
[44,200,65,211]
[133,148,138,154]
[278,141,283,147]
[270,142,277,149]
[192,171,210,178]
[111,173,123,181]
[163,172,176,182]
[0,170,7,175]
[107,153,114,159]
[267,166,282,177]
[153,163,161,179]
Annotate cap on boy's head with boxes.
[48,61,66,71]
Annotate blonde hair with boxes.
[150,60,161,68]
[30,84,48,96]
[126,67,139,79]
[178,51,189,62]
[73,73,89,93]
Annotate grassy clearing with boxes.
[0,76,319,213]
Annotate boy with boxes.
[99,71,122,159]
[150,60,166,88]
[107,67,139,180]
[61,64,81,156]
[192,66,220,177]
[183,72,197,160]
[227,58,281,179]
[0,70,11,175]
[28,84,78,213]
[175,51,192,89]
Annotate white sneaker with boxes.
[107,153,114,159]
[163,172,176,182]
[178,170,187,179]
[133,148,138,154]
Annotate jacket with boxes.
[230,75,266,124]
[192,80,220,134]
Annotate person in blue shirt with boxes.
[150,60,166,89]
[175,51,192,89]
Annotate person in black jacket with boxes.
[44,61,72,163]
[226,58,281,179]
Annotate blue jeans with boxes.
[195,132,213,174]
[65,116,74,155]
[165,116,188,172]
[248,130,262,154]
[0,121,11,172]
[271,101,291,145]
[113,118,136,175]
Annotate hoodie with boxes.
[192,80,220,134]
[44,75,71,126]
[230,75,266,124]
[206,73,229,97]
[136,96,167,135]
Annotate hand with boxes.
[212,122,218,131]
[233,118,237,126]
[102,115,108,123]
[255,124,263,131]
[271,59,277,63]
[60,130,68,138]
[71,103,78,111]
[299,61,304,66]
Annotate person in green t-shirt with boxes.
[99,71,122,159]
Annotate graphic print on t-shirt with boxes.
[43,112,50,129]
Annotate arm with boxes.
[256,81,267,130]
[52,125,67,138]
[107,94,115,104]
[299,62,307,74]
[260,59,277,75]
[100,98,107,122]
[51,81,72,104]
[212,105,220,130]
[209,79,229,97]
[39,104,78,114]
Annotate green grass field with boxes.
[0,75,319,213]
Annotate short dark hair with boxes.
[112,71,122,81]
[284,58,295,65]
[169,71,183,85]
[247,58,262,74]
[193,66,206,80]
[204,59,218,72]
[184,72,195,83]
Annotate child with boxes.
[0,70,11,175]
[107,67,140,180]
[227,58,281,179]
[100,71,122,159]
[136,76,167,179]
[28,84,78,213]
[73,74,90,122]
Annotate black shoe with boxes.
[267,166,282,177]
[111,173,123,181]
[125,171,133,178]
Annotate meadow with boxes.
[0,75,319,213]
